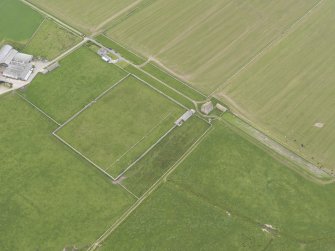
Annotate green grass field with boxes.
[122,116,210,197]
[21,45,127,123]
[28,0,137,33]
[170,122,335,243]
[3,1,335,250]
[105,0,319,93]
[219,0,335,172]
[0,93,134,251]
[23,18,81,60]
[0,0,43,47]
[98,121,335,250]
[57,75,183,178]
[99,183,272,251]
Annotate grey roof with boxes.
[2,49,18,65]
[98,48,108,56]
[13,53,33,64]
[175,109,195,126]
[201,101,214,115]
[46,62,60,72]
[3,63,33,80]
[181,110,194,121]
[0,45,13,62]
[0,45,33,66]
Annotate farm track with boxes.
[87,124,212,251]
[9,1,335,249]
[92,0,144,35]
[21,0,335,188]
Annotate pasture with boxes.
[122,116,210,197]
[104,0,319,93]
[0,93,134,250]
[170,122,335,245]
[0,0,43,47]
[125,65,195,109]
[98,121,335,250]
[23,18,81,60]
[219,0,335,172]
[20,45,127,123]
[57,75,183,178]
[28,0,138,33]
[99,183,271,251]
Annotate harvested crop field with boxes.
[104,0,319,93]
[27,0,138,33]
[219,0,335,171]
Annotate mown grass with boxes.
[0,93,134,251]
[0,0,43,48]
[122,116,210,197]
[28,0,136,33]
[96,35,146,65]
[105,0,319,93]
[125,65,195,109]
[57,75,182,178]
[23,19,82,60]
[142,62,206,101]
[21,45,127,123]
[221,0,335,172]
[99,183,271,251]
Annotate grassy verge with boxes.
[221,112,333,181]
[96,34,146,65]
[142,62,206,101]
[125,65,194,109]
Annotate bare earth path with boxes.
[92,0,144,35]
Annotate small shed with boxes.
[175,109,195,126]
[216,103,228,113]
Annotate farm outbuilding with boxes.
[175,109,195,126]
[0,44,34,81]
[216,103,228,113]
[12,53,33,65]
[201,101,214,115]
[3,63,34,81]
